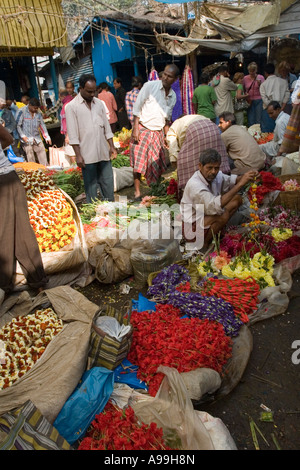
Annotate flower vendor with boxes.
[180,148,259,250]
[218,111,266,175]
[0,125,48,295]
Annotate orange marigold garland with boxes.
[18,169,77,252]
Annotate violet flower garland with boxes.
[147,264,191,301]
[167,290,243,337]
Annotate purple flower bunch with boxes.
[147,264,191,301]
[167,290,244,337]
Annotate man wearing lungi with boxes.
[130,64,180,200]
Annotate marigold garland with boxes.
[18,169,77,252]
[0,308,63,390]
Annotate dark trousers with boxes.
[0,171,48,292]
[82,161,114,204]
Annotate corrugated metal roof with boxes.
[0,0,68,56]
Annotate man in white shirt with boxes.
[180,148,258,250]
[66,74,117,203]
[130,64,179,200]
[259,63,290,132]
[259,101,290,164]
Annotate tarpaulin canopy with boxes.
[0,0,68,57]
[154,0,298,56]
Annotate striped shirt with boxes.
[16,106,50,144]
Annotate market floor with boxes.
[75,171,300,451]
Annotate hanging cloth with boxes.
[181,65,194,115]
[148,67,159,81]
[171,78,183,122]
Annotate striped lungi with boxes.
[177,119,230,190]
[279,103,300,154]
[130,125,167,184]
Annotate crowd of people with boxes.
[0,58,299,294]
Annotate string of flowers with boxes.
[19,169,77,252]
[128,304,232,396]
[247,171,282,205]
[200,277,260,323]
[147,264,191,302]
[78,402,173,450]
[166,290,244,337]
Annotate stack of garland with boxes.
[18,169,77,252]
[0,308,63,390]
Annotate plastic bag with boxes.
[132,366,215,450]
[7,145,24,163]
[95,315,131,341]
[53,367,114,445]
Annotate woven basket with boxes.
[274,174,300,211]
[88,302,133,370]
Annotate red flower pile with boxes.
[78,402,172,450]
[248,171,283,205]
[201,277,260,323]
[167,178,178,196]
[175,281,191,292]
[128,304,232,396]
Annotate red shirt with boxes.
[98,90,118,124]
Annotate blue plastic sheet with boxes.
[53,367,114,445]
[132,293,156,313]
[114,359,148,391]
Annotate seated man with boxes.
[219,111,266,174]
[177,117,230,193]
[259,101,290,165]
[180,148,258,251]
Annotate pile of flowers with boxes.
[271,227,293,243]
[19,169,77,252]
[282,179,300,191]
[248,171,283,205]
[258,206,300,231]
[220,227,300,264]
[0,308,63,390]
[200,277,260,323]
[197,251,231,277]
[128,304,232,396]
[221,251,275,289]
[78,402,172,450]
[113,128,132,149]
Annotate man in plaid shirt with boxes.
[125,76,143,126]
[16,97,51,166]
